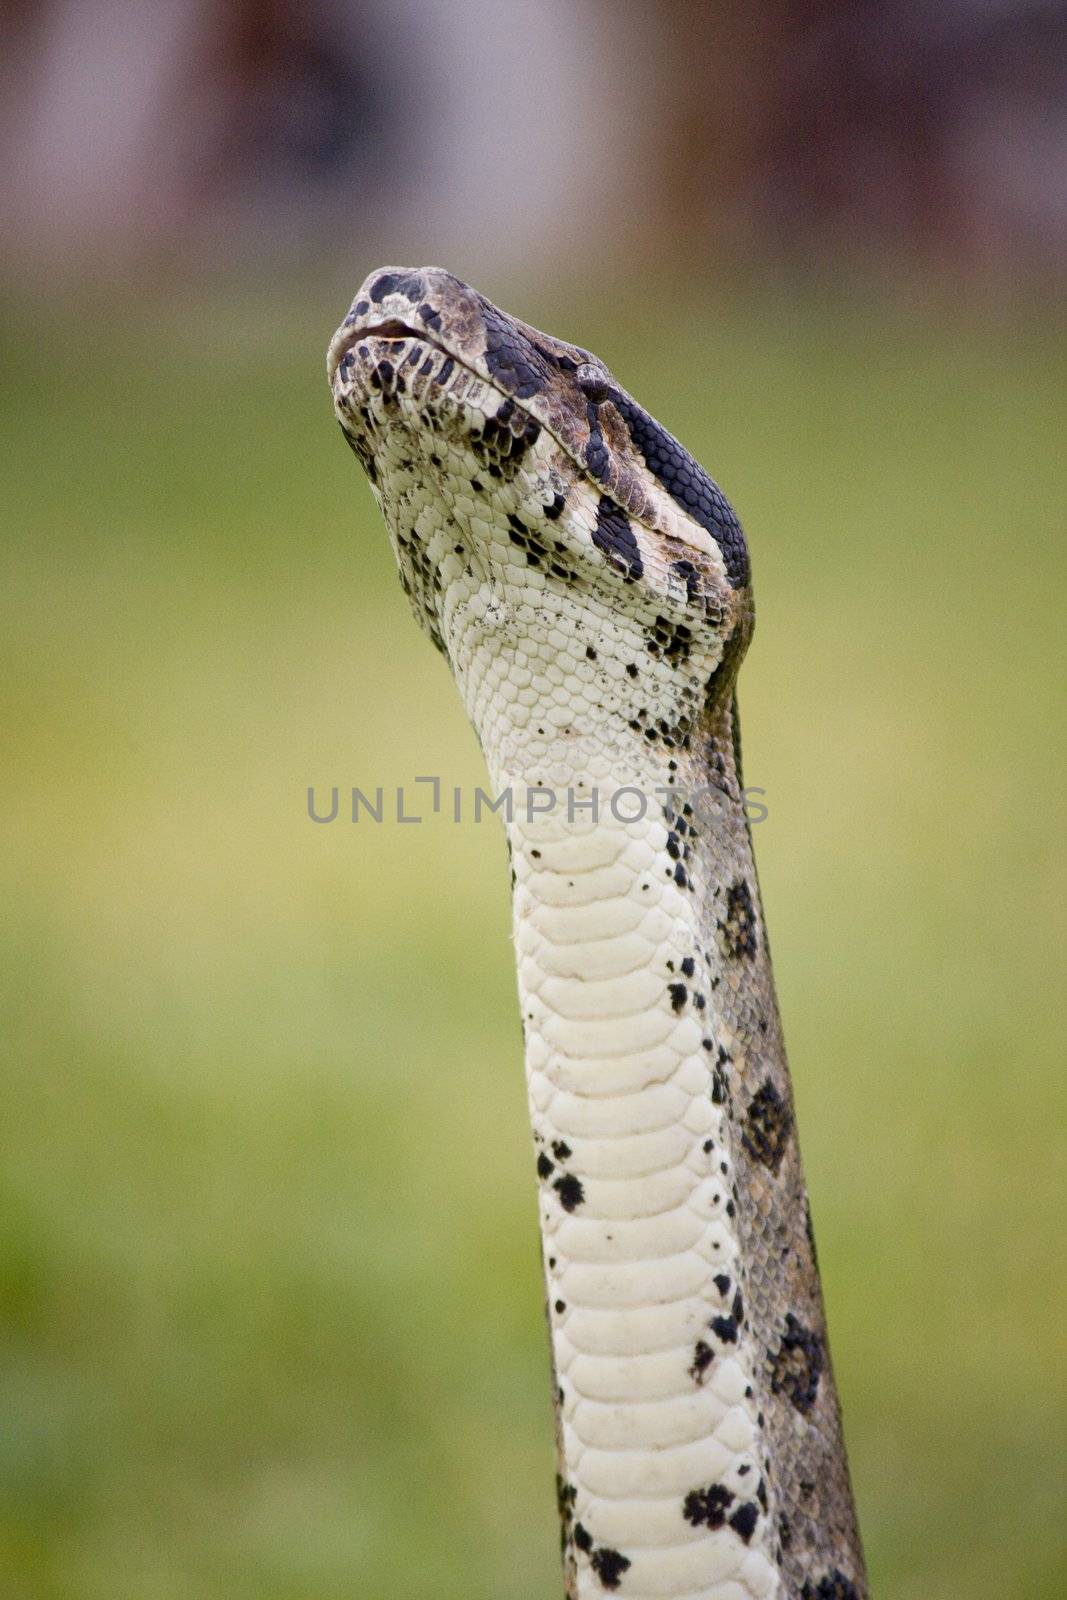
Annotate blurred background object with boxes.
[2,0,1064,286]
[1,5,1064,1600]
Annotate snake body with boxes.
[328,268,866,1599]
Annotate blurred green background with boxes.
[1,278,1064,1600]
[3,2,1066,1595]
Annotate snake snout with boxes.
[337,264,485,364]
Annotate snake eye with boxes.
[576,363,612,405]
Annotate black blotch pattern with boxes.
[545,491,566,520]
[642,649,707,753]
[802,1573,860,1600]
[552,1140,572,1160]
[770,1314,824,1414]
[393,517,447,653]
[536,1152,555,1180]
[702,730,735,798]
[593,496,642,580]
[729,1501,760,1543]
[531,342,579,374]
[683,1483,734,1529]
[650,612,694,664]
[710,1313,739,1344]
[711,1046,731,1107]
[472,403,542,480]
[742,1079,794,1174]
[337,419,377,484]
[720,879,758,960]
[370,270,426,304]
[480,298,549,398]
[568,1516,631,1591]
[671,557,702,602]
[689,1340,715,1382]
[613,392,750,587]
[506,513,552,567]
[584,401,611,482]
[554,1173,585,1212]
[577,367,614,404]
[556,1476,577,1554]
[668,982,688,1013]
[590,1548,631,1590]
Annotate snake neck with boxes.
[492,699,865,1600]
[329,265,865,1600]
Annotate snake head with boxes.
[328,266,752,730]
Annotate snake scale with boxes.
[327,267,866,1599]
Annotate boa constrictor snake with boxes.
[327,267,866,1600]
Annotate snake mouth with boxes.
[359,318,423,341]
[327,318,456,391]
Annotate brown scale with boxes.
[677,688,867,1596]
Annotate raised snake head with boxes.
[327,266,753,768]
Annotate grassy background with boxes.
[1,281,1064,1599]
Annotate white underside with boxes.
[511,797,778,1599]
